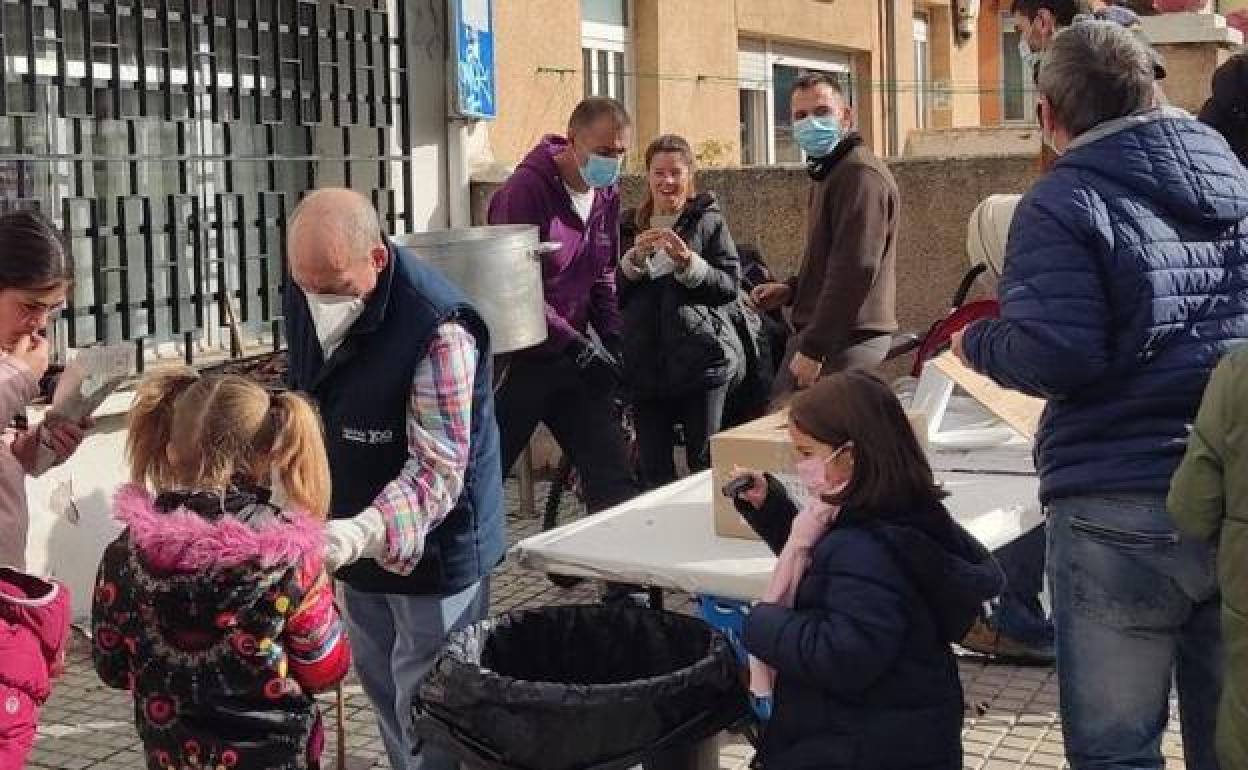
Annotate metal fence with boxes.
[0,0,415,365]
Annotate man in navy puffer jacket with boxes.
[953,21,1248,770]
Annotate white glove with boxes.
[323,508,387,572]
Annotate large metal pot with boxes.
[399,225,554,354]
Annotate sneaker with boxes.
[959,616,1055,666]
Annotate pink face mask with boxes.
[796,455,829,496]
[795,442,852,497]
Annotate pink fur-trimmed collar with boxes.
[113,483,325,572]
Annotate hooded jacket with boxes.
[487,135,623,355]
[1169,347,1248,769]
[0,568,69,768]
[0,568,69,704]
[964,108,1248,504]
[92,485,351,770]
[740,477,1003,769]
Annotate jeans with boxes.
[497,354,638,513]
[343,580,490,770]
[1047,495,1221,770]
[633,381,731,489]
[989,524,1053,646]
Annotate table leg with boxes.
[517,444,536,519]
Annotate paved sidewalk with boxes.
[27,482,1189,769]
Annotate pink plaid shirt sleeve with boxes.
[368,322,478,575]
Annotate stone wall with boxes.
[474,152,1039,350]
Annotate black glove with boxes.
[566,335,622,390]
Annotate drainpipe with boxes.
[447,120,473,229]
[883,0,900,156]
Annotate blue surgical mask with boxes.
[579,152,622,189]
[793,115,843,159]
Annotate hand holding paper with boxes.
[28,344,132,477]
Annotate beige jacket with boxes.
[0,357,38,569]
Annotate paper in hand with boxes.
[647,249,677,278]
[646,215,680,278]
[30,344,132,477]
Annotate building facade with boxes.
[487,0,988,168]
[0,0,461,360]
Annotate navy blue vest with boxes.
[285,242,506,596]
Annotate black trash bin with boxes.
[412,604,749,770]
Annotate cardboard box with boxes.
[710,410,800,540]
[710,408,930,540]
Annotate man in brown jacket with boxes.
[752,74,898,398]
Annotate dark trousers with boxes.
[497,354,639,514]
[633,381,732,490]
[988,523,1053,645]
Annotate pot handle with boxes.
[532,241,562,259]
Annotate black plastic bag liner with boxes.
[412,604,749,770]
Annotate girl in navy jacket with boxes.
[730,372,1002,769]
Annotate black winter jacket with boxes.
[618,194,743,398]
[740,477,1003,769]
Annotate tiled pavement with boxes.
[28,481,1189,769]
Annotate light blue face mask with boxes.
[793,115,843,159]
[579,152,622,189]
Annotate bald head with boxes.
[289,188,384,267]
[288,188,388,298]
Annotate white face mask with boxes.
[306,293,366,358]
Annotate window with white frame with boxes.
[1000,12,1038,123]
[581,0,630,105]
[738,40,853,166]
[913,14,931,130]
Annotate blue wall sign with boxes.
[453,0,497,120]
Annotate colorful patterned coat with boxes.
[91,485,350,770]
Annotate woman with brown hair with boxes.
[728,371,1002,769]
[618,134,743,488]
[0,209,91,570]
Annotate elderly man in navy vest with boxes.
[284,188,506,770]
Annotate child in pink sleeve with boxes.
[0,567,70,768]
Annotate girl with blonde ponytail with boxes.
[91,368,349,770]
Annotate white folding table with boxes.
[513,463,1042,602]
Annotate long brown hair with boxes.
[126,368,332,518]
[789,371,946,514]
[636,134,697,229]
[0,210,72,290]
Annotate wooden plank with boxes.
[930,352,1044,441]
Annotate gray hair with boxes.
[1038,20,1155,138]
